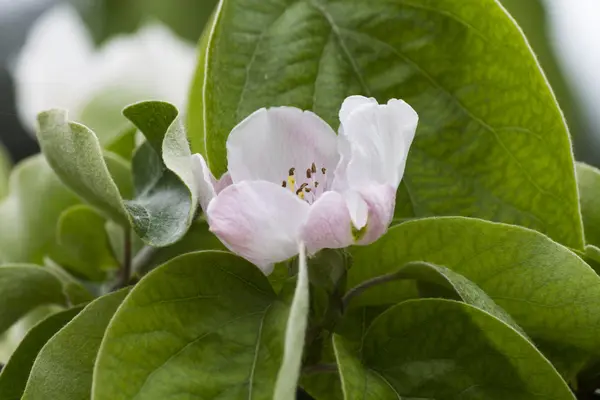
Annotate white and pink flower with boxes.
[192,95,418,273]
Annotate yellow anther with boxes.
[321,167,327,175]
[306,168,312,179]
[287,176,296,192]
[311,163,317,173]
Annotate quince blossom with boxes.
[192,96,418,273]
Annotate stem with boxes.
[342,271,403,310]
[112,229,132,290]
[131,245,158,275]
[302,363,338,375]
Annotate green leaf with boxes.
[105,125,138,161]
[274,244,310,400]
[37,110,129,225]
[576,162,600,248]
[333,298,574,399]
[22,289,129,400]
[37,106,197,247]
[53,205,119,281]
[348,217,600,371]
[345,261,521,334]
[0,265,68,335]
[190,0,583,249]
[0,142,11,200]
[0,155,80,264]
[0,307,82,400]
[93,251,295,399]
[123,102,199,246]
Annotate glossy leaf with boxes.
[53,205,119,281]
[22,289,129,400]
[333,299,574,399]
[93,251,300,399]
[349,217,600,372]
[190,0,583,249]
[0,265,68,335]
[0,307,82,400]
[0,155,80,264]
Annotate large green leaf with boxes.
[333,299,574,399]
[22,289,129,400]
[189,0,583,249]
[0,155,80,264]
[0,265,68,335]
[348,217,600,371]
[0,307,82,400]
[37,105,197,247]
[93,251,307,399]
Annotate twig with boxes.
[341,272,403,310]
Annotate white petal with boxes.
[338,95,377,127]
[356,184,397,245]
[227,107,339,188]
[191,154,217,212]
[206,181,310,271]
[11,4,94,133]
[342,98,418,189]
[301,191,354,254]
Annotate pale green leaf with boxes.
[0,307,82,400]
[274,243,310,400]
[0,265,68,335]
[22,289,129,400]
[53,205,119,281]
[0,155,79,264]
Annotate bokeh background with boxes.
[1,0,599,165]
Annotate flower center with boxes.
[281,162,328,204]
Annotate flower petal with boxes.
[356,184,397,245]
[301,191,354,254]
[341,98,418,189]
[206,181,310,271]
[191,154,217,212]
[339,95,377,126]
[227,107,339,189]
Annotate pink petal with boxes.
[190,154,217,212]
[301,191,354,254]
[206,181,310,272]
[356,184,397,245]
